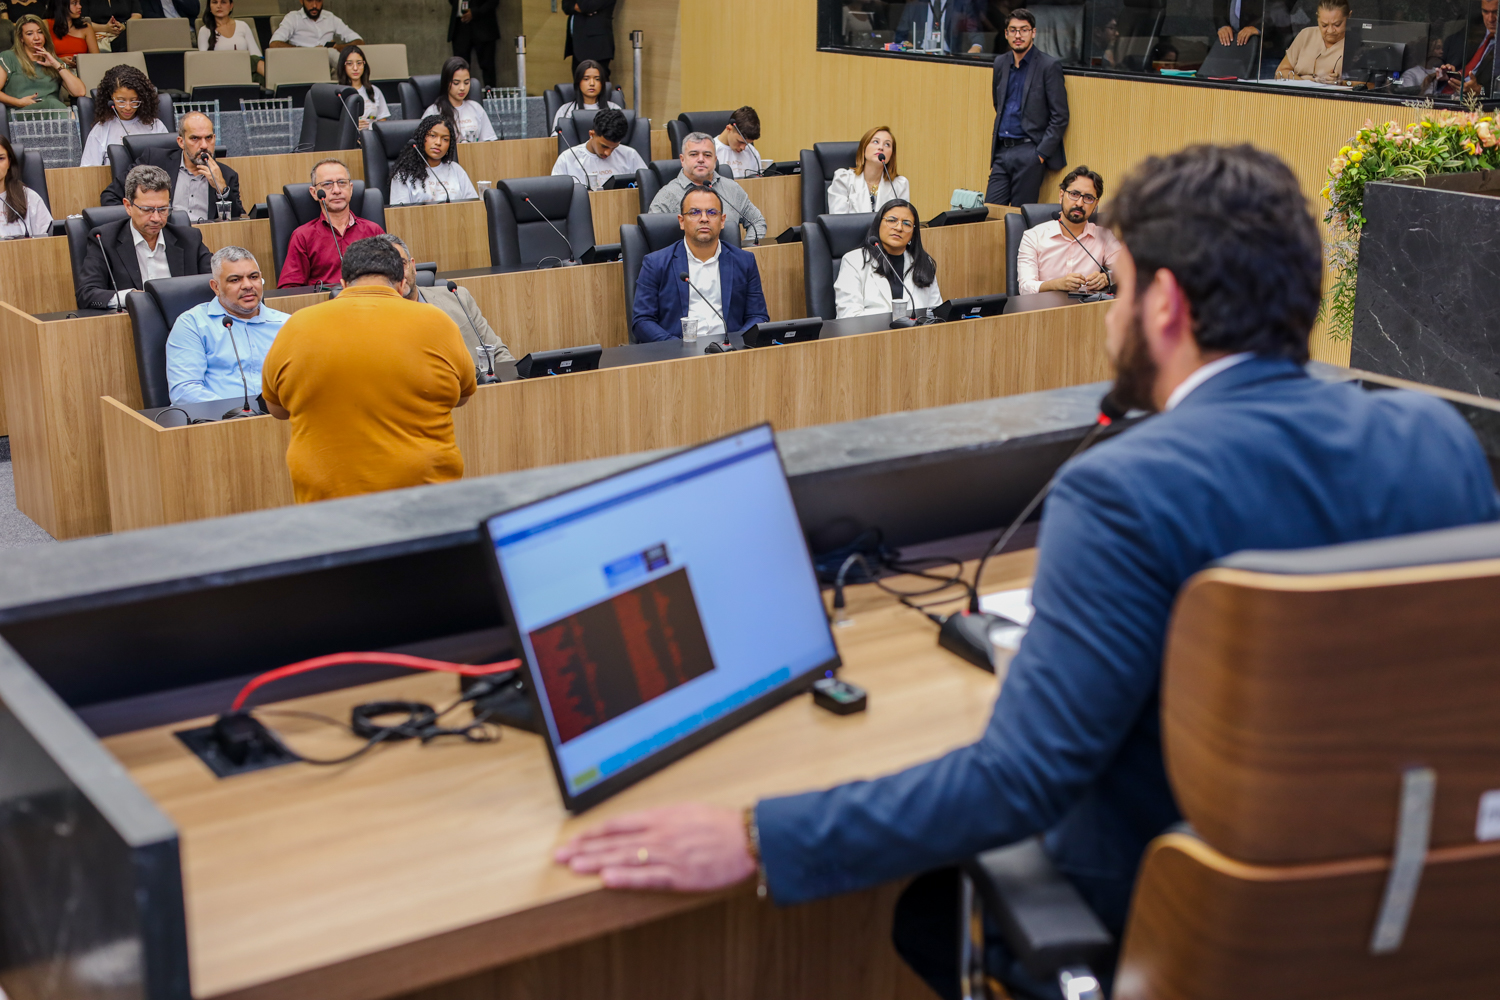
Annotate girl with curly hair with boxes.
[389,114,479,206]
[80,62,165,167]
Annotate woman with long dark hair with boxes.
[338,45,389,128]
[0,135,53,238]
[48,0,97,66]
[834,198,941,319]
[549,58,620,133]
[421,55,496,142]
[198,0,263,78]
[389,114,479,206]
[80,62,164,166]
[0,14,86,109]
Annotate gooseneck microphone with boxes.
[444,279,497,381]
[314,187,345,292]
[1062,216,1112,291]
[94,231,125,312]
[220,315,256,420]
[523,195,580,266]
[567,141,595,188]
[868,238,910,305]
[679,270,731,347]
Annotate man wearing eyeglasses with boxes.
[987,8,1069,207]
[647,132,767,244]
[99,113,243,223]
[277,158,386,289]
[1016,165,1120,297]
[631,185,768,343]
[77,164,213,311]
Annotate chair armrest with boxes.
[963,837,1114,981]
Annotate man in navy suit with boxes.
[987,8,1069,206]
[631,185,768,344]
[556,146,1499,997]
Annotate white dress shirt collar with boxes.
[1164,352,1255,411]
[683,239,725,339]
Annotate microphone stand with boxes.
[523,195,580,266]
[1060,209,1112,292]
[314,188,346,292]
[868,238,913,322]
[444,280,499,383]
[220,315,257,420]
[94,231,126,313]
[678,268,732,350]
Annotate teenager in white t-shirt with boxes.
[423,55,496,143]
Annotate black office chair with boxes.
[398,74,442,121]
[8,143,51,213]
[297,83,363,153]
[544,82,628,129]
[415,261,437,287]
[666,111,735,158]
[635,159,735,213]
[803,211,875,320]
[798,141,860,226]
[485,176,594,268]
[125,273,216,409]
[360,118,421,201]
[556,109,652,167]
[266,182,386,279]
[75,93,177,149]
[66,205,193,311]
[619,213,688,340]
[1007,203,1061,296]
[107,133,228,202]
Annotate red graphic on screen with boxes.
[530,567,716,743]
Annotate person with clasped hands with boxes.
[277,158,385,288]
[553,145,1500,999]
[827,125,909,215]
[1017,165,1121,295]
[77,164,212,310]
[1274,0,1348,82]
[165,246,290,405]
[834,199,942,319]
[647,132,767,244]
[100,111,244,223]
[1214,0,1263,50]
[0,14,84,110]
[631,185,768,343]
[987,9,1068,207]
[267,0,360,50]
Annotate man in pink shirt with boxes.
[1016,165,1121,296]
[277,158,386,288]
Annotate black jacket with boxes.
[991,46,1069,171]
[138,0,198,18]
[1212,0,1265,32]
[448,0,499,41]
[99,145,243,221]
[564,0,615,62]
[76,217,212,311]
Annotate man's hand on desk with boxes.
[555,803,756,891]
[1040,272,1092,293]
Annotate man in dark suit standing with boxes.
[564,0,615,76]
[449,0,499,90]
[77,164,213,310]
[986,8,1069,206]
[138,0,199,18]
[553,145,1500,999]
[99,111,243,222]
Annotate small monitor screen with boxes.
[481,425,839,811]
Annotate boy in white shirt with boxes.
[713,106,765,179]
[550,107,646,191]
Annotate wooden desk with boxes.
[386,201,491,273]
[101,302,1110,534]
[456,137,558,184]
[99,549,1035,1000]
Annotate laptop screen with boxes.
[481,425,840,811]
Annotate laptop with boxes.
[480,424,841,811]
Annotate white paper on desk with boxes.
[979,587,1033,653]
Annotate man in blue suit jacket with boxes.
[631,185,768,343]
[556,147,1499,997]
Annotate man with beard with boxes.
[551,145,1499,999]
[1016,165,1120,295]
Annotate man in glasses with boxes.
[1016,165,1120,296]
[77,164,213,311]
[631,185,767,343]
[647,132,767,244]
[987,7,1069,206]
[277,158,386,289]
[100,112,243,223]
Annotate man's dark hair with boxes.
[1060,165,1104,199]
[592,108,629,143]
[1105,144,1319,363]
[1008,8,1036,28]
[729,106,761,142]
[679,184,723,214]
[342,236,406,286]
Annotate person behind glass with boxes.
[449,0,497,90]
[267,0,359,50]
[100,111,243,222]
[390,115,478,206]
[338,45,388,128]
[278,157,384,288]
[48,0,97,67]
[827,126,909,214]
[165,246,290,404]
[834,199,941,319]
[1441,0,1499,97]
[647,132,767,244]
[1273,0,1347,82]
[551,106,645,190]
[1214,0,1263,50]
[80,63,164,167]
[423,55,496,143]
[1017,165,1121,295]
[77,164,212,310]
[0,15,85,109]
[0,135,51,237]
[713,105,764,179]
[550,58,620,134]
[988,9,1068,207]
[631,185,769,344]
[381,233,513,375]
[199,0,262,78]
[87,0,141,49]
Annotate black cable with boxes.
[249,685,501,767]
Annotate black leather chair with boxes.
[543,83,627,129]
[1006,203,1062,296]
[125,273,216,409]
[75,93,177,149]
[398,74,442,121]
[555,109,652,167]
[798,141,859,226]
[666,111,734,158]
[619,213,689,340]
[297,83,362,153]
[360,119,421,201]
[485,176,594,268]
[635,159,734,213]
[107,133,228,200]
[267,182,386,279]
[9,143,51,213]
[66,205,192,312]
[802,211,875,320]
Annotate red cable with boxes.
[230,652,522,712]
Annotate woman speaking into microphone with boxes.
[834,198,942,319]
[827,126,910,214]
[389,115,480,206]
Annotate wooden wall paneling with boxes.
[452,262,629,358]
[221,150,368,211]
[925,219,1009,301]
[0,304,54,523]
[589,188,642,248]
[199,219,277,284]
[0,235,77,315]
[101,397,168,534]
[46,164,113,219]
[386,201,491,273]
[456,138,559,183]
[519,0,574,96]
[613,0,682,123]
[739,175,802,236]
[650,127,671,160]
[747,242,805,321]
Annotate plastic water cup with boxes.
[681,318,699,343]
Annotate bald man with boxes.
[100,111,244,221]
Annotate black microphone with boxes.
[867,238,913,321]
[523,195,579,266]
[94,231,125,312]
[679,270,731,346]
[1062,215,1112,291]
[314,187,345,291]
[220,315,256,420]
[443,279,497,381]
[567,140,596,188]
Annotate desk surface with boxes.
[102,549,1035,1000]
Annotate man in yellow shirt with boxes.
[261,237,478,503]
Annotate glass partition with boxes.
[818,0,1498,102]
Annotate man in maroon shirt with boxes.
[278,158,386,288]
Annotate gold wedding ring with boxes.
[636,847,650,864]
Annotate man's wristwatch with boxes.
[743,805,767,899]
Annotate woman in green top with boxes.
[0,14,83,109]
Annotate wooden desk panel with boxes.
[589,187,642,248]
[220,151,367,211]
[199,219,276,284]
[740,175,802,236]
[748,242,805,321]
[46,164,113,219]
[453,262,628,358]
[927,219,1009,301]
[651,127,670,161]
[456,137,559,184]
[386,201,491,273]
[0,234,74,316]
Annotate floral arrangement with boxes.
[1322,104,1500,340]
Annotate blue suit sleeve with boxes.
[632,254,677,342]
[755,452,1174,906]
[735,252,769,332]
[165,310,215,404]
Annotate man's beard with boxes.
[1110,303,1160,414]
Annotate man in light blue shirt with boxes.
[165,246,291,404]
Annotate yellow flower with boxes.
[1349,150,1363,163]
[1339,145,1352,156]
[1320,185,1330,199]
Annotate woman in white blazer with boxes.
[834,199,942,319]
[827,125,910,214]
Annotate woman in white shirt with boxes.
[834,199,941,319]
[79,63,166,167]
[389,115,479,206]
[827,125,911,215]
[337,45,389,128]
[550,58,621,134]
[198,0,263,78]
[422,55,496,143]
[0,136,53,238]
